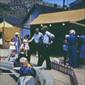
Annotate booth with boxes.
[0,21,20,48]
[30,8,85,55]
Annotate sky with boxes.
[43,0,76,7]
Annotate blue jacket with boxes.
[67,34,77,46]
[19,66,36,77]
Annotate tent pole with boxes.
[70,21,85,27]
[2,20,5,48]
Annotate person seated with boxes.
[19,57,36,77]
[14,39,30,67]
[19,38,31,62]
[8,50,18,62]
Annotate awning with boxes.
[0,21,14,28]
[0,21,14,32]
[0,21,20,41]
[31,8,85,25]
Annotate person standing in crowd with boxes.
[29,28,43,65]
[79,32,85,65]
[0,33,3,48]
[39,26,55,69]
[14,32,21,53]
[65,29,78,68]
[9,38,17,62]
[63,36,68,65]
[19,36,30,62]
[9,38,16,51]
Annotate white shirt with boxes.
[20,43,29,51]
[9,41,16,50]
[0,38,3,45]
[33,32,43,43]
[43,31,55,44]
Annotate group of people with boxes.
[9,26,55,70]
[30,26,55,69]
[63,29,85,68]
[9,27,85,69]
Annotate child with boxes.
[63,38,68,65]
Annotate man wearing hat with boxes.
[39,26,55,69]
[29,28,43,65]
[65,29,78,68]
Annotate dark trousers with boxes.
[36,44,41,57]
[34,43,42,65]
[38,44,51,69]
[63,51,68,65]
[26,50,31,62]
[68,46,78,68]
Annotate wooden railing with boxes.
[51,62,79,85]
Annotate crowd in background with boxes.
[9,26,55,70]
[8,27,85,70]
[1,26,83,79]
